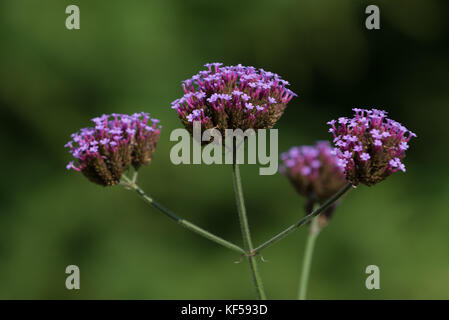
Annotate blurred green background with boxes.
[0,0,448,299]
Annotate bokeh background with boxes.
[0,0,448,299]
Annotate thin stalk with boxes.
[298,215,320,300]
[121,175,245,255]
[232,163,266,300]
[131,170,138,183]
[253,183,353,254]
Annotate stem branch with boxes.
[253,183,353,254]
[121,175,245,255]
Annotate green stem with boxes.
[298,215,320,300]
[253,182,353,254]
[232,163,266,300]
[121,175,245,255]
[131,170,138,183]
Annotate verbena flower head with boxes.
[172,63,296,140]
[328,108,416,186]
[65,113,161,186]
[280,141,347,225]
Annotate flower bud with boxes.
[280,141,347,225]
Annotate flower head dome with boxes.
[65,113,161,186]
[328,108,416,186]
[280,141,347,225]
[172,63,296,140]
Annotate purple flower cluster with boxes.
[65,113,161,186]
[172,63,296,140]
[280,141,347,201]
[328,108,416,186]
[280,141,347,225]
